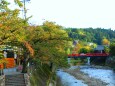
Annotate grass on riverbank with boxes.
[29,64,51,86]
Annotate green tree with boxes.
[107,42,115,70]
[110,42,115,56]
[28,21,69,85]
[32,21,69,67]
[79,47,89,54]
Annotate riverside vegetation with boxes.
[0,0,115,86]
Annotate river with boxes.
[57,66,115,86]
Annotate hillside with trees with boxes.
[65,28,115,45]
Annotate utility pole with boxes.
[21,0,30,20]
[23,0,26,20]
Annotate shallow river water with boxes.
[57,69,88,86]
[80,66,115,86]
[57,66,115,86]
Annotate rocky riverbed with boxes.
[57,66,115,86]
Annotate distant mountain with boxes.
[65,28,115,44]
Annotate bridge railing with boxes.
[68,53,109,57]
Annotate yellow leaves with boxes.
[66,48,71,54]
[102,38,110,45]
[78,30,85,36]
[12,9,20,16]
[43,21,59,29]
[73,42,93,54]
[34,21,68,41]
[42,32,50,40]
[56,46,64,52]
[16,34,25,42]
[68,41,73,47]
[85,46,90,51]
[76,43,82,49]
[0,58,7,64]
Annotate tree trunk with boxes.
[48,62,57,86]
[22,59,28,73]
[22,53,29,73]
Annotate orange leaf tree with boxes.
[0,0,34,73]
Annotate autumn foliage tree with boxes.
[0,0,70,74]
[0,1,70,85]
[102,38,110,45]
[30,21,69,67]
[25,21,69,85]
[0,0,35,73]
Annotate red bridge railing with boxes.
[68,53,109,57]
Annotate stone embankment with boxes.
[0,75,5,86]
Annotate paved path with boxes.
[3,67,26,86]
[5,74,26,86]
[3,67,22,75]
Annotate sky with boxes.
[9,0,115,30]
